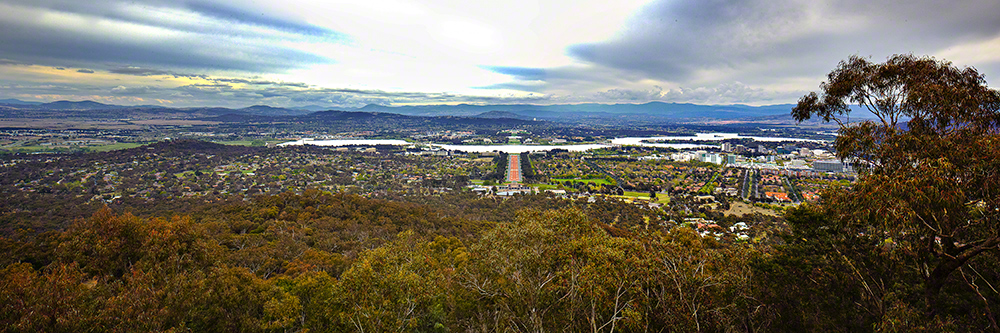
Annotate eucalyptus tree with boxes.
[793,54,1000,318]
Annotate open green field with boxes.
[0,145,56,153]
[592,193,665,205]
[623,191,671,204]
[552,178,614,186]
[86,142,147,152]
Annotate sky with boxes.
[1,0,999,108]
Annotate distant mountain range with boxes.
[1,99,846,123]
[290,105,332,112]
[0,99,165,110]
[357,102,797,121]
[0,100,313,116]
[238,105,311,116]
[473,111,534,120]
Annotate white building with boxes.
[700,153,723,164]
[813,159,852,173]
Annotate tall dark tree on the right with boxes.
[793,54,1000,325]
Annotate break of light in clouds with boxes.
[1,0,999,108]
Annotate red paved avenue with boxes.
[507,154,521,183]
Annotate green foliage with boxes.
[697,172,719,194]
[638,228,764,332]
[333,231,466,331]
[551,177,613,186]
[0,194,777,332]
[788,54,1000,329]
[0,263,97,333]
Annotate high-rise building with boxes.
[700,153,724,164]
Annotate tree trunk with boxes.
[925,239,1000,316]
[924,269,947,316]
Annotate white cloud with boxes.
[936,32,1000,66]
[2,0,999,107]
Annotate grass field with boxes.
[86,142,146,152]
[0,145,55,153]
[724,201,780,217]
[593,193,667,205]
[552,178,614,186]
[622,191,671,204]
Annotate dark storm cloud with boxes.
[566,0,1000,83]
[76,69,95,73]
[0,0,337,74]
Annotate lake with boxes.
[610,132,825,145]
[278,133,827,152]
[432,144,610,153]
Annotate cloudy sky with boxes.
[1,0,999,108]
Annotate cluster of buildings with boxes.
[468,183,542,196]
[640,145,854,174]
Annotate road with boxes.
[506,153,522,183]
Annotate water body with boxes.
[610,132,826,146]
[278,133,826,152]
[432,144,609,153]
